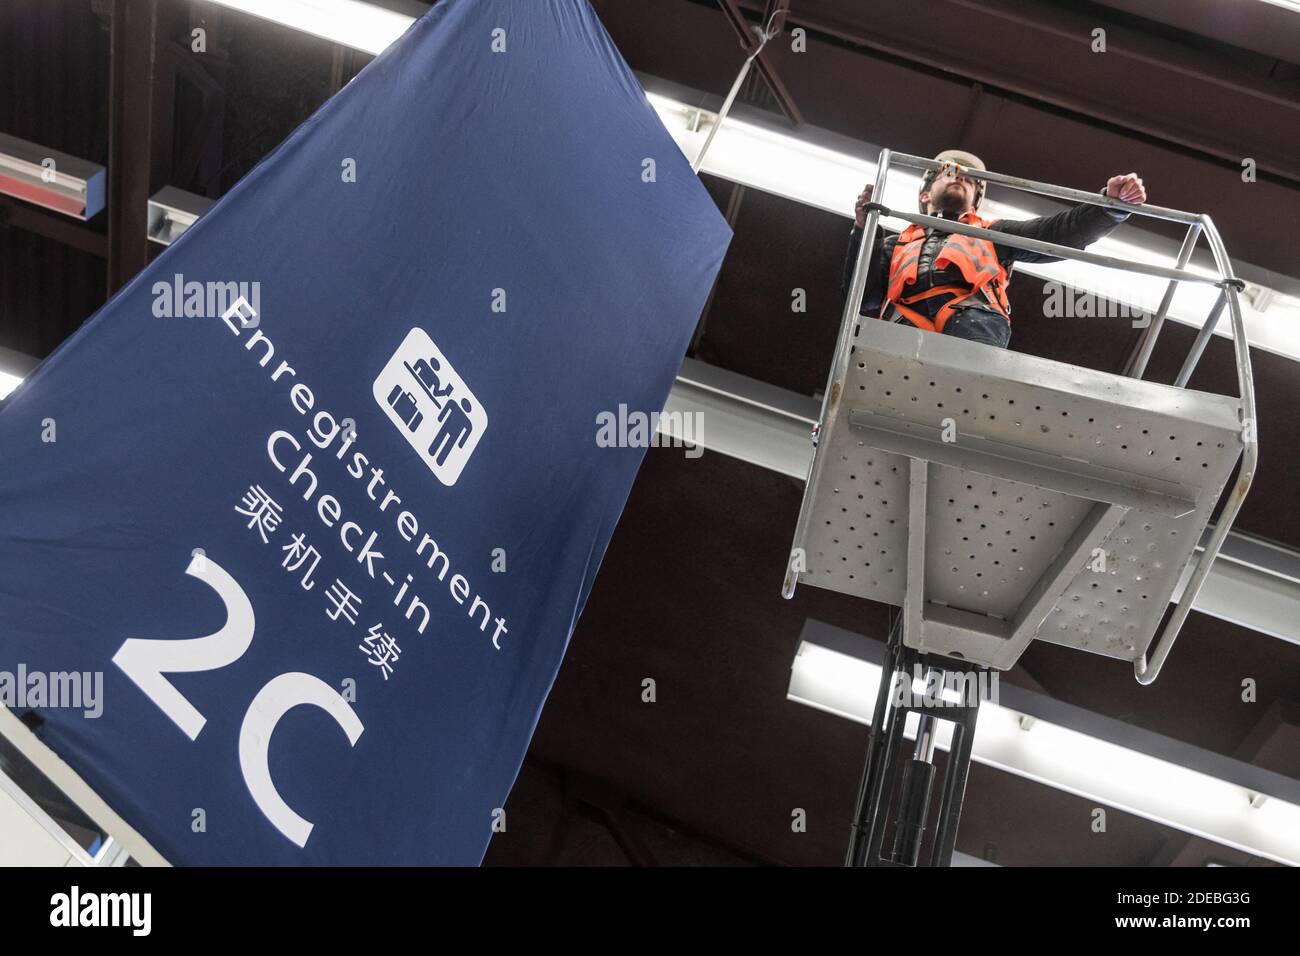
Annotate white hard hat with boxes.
[920,149,987,211]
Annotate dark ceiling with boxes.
[2,0,1299,866]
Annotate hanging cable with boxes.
[690,10,785,174]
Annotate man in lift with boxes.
[844,149,1147,349]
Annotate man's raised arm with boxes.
[992,173,1147,263]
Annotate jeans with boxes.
[942,308,1011,350]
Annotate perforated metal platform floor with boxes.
[786,318,1247,673]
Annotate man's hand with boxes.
[854,184,874,229]
[1105,173,1146,205]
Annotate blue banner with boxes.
[0,0,730,864]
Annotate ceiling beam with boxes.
[106,0,176,294]
[716,0,803,126]
[731,0,1300,183]
[0,198,107,259]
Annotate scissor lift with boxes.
[783,150,1258,866]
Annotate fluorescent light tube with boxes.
[0,348,36,400]
[206,0,415,56]
[790,638,1300,865]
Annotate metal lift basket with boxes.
[784,150,1257,684]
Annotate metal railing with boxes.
[789,149,1258,685]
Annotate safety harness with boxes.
[884,211,1013,334]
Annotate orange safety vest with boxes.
[884,211,1013,334]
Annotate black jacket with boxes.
[842,198,1130,324]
